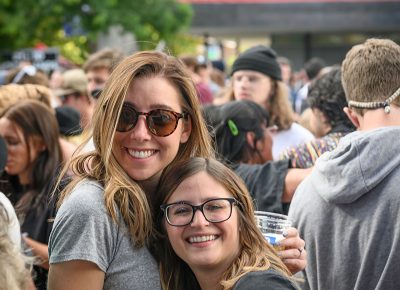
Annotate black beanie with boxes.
[231,45,282,81]
[55,106,83,136]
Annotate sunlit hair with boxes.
[6,66,49,87]
[0,203,29,290]
[1,100,62,215]
[56,51,214,247]
[83,48,125,73]
[0,84,52,116]
[342,38,400,115]
[151,157,292,290]
[225,80,294,130]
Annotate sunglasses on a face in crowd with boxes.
[116,103,188,137]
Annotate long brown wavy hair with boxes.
[0,100,62,216]
[151,157,293,290]
[56,51,214,247]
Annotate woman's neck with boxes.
[137,171,162,197]
[193,268,224,290]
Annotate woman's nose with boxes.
[128,116,152,141]
[190,209,209,227]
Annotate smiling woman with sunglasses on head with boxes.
[48,51,213,290]
[152,157,299,290]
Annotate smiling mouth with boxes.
[188,235,218,244]
[127,149,156,159]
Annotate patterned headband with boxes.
[348,86,400,114]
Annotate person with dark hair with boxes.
[227,45,314,159]
[294,57,326,114]
[203,100,310,274]
[0,100,64,290]
[280,66,355,168]
[152,157,299,290]
[289,38,400,290]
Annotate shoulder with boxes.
[0,192,21,247]
[234,161,288,177]
[59,179,105,213]
[54,179,109,231]
[234,270,298,290]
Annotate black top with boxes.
[232,160,289,214]
[233,269,298,290]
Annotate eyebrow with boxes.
[123,101,178,112]
[168,197,230,204]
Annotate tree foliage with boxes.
[0,0,193,63]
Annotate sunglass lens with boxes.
[117,106,138,132]
[148,110,177,136]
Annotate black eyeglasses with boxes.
[116,103,188,137]
[160,198,238,227]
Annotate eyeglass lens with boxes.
[165,199,234,226]
[116,103,183,137]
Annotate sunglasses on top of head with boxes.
[116,103,189,137]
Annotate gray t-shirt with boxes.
[49,180,161,290]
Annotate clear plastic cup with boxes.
[254,211,292,250]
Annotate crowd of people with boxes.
[0,37,399,290]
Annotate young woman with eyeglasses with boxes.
[48,51,305,290]
[151,157,299,290]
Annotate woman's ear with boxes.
[180,116,192,144]
[245,132,256,149]
[343,107,361,129]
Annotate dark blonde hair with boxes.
[57,51,214,247]
[0,203,29,290]
[342,38,400,115]
[6,66,49,87]
[83,48,125,73]
[0,84,52,116]
[152,157,292,290]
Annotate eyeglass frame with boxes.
[116,102,188,137]
[160,197,239,227]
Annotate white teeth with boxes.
[128,150,155,159]
[188,235,217,243]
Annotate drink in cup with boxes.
[254,211,292,251]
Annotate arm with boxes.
[23,236,49,269]
[278,227,307,275]
[48,261,104,290]
[282,167,313,203]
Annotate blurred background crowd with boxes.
[0,0,399,290]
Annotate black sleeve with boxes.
[233,270,298,290]
[235,160,289,214]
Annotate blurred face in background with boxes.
[309,108,331,138]
[256,124,274,163]
[233,70,272,106]
[86,68,110,98]
[0,118,43,184]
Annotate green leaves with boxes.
[0,0,193,63]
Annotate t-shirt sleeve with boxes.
[233,270,299,290]
[243,161,288,213]
[49,181,118,272]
